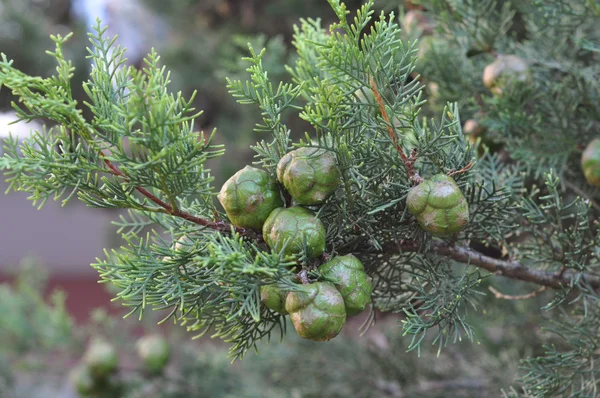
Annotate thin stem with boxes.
[369,76,422,184]
[423,241,600,290]
[447,161,474,177]
[488,285,547,300]
[99,151,261,240]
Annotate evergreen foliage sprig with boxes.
[1,3,600,395]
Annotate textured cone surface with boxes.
[285,282,347,341]
[83,339,119,379]
[483,55,529,95]
[406,174,469,236]
[260,284,289,314]
[582,139,600,187]
[262,206,326,259]
[277,147,341,205]
[319,254,372,316]
[136,334,171,374]
[218,165,283,229]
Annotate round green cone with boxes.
[277,147,341,205]
[218,166,283,229]
[285,282,347,341]
[260,284,289,315]
[582,139,600,187]
[406,173,469,236]
[83,339,119,379]
[262,206,326,259]
[319,254,372,316]
[136,334,170,374]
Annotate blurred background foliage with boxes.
[1,260,550,398]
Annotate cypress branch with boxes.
[373,240,600,291]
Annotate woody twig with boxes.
[448,161,474,177]
[369,76,423,184]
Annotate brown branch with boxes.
[371,240,600,291]
[369,76,423,184]
[99,151,262,240]
[488,285,547,300]
[447,161,474,177]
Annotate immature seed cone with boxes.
[277,147,341,205]
[581,139,600,187]
[164,235,191,261]
[70,365,96,395]
[406,174,469,236]
[319,254,372,316]
[483,55,529,95]
[173,235,191,251]
[463,119,485,138]
[262,206,326,259]
[403,10,436,36]
[83,339,119,379]
[260,284,289,315]
[285,282,347,341]
[136,334,170,374]
[463,119,486,147]
[218,165,283,229]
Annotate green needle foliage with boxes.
[1,0,600,395]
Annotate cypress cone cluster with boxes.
[70,336,171,396]
[219,147,373,341]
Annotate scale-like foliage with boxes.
[1,4,600,395]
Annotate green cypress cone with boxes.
[218,166,283,229]
[260,284,289,315]
[277,147,341,205]
[136,334,171,374]
[83,339,119,379]
[582,139,600,187]
[262,206,326,259]
[406,173,469,236]
[285,282,347,341]
[319,254,372,316]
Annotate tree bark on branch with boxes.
[378,240,600,291]
[99,151,263,241]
